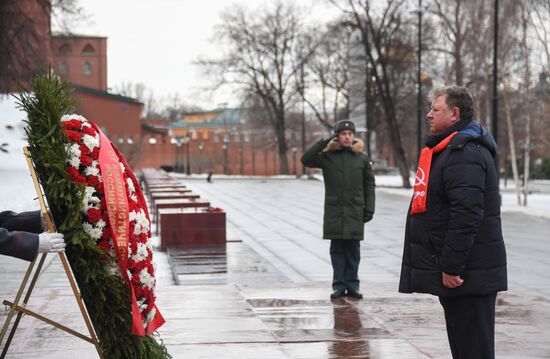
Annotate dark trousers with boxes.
[439,293,497,359]
[330,240,360,292]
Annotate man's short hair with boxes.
[429,86,475,121]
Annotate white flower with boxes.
[89,227,102,240]
[61,114,88,123]
[139,268,155,290]
[81,201,97,212]
[143,307,156,326]
[84,186,96,198]
[137,298,148,311]
[146,308,156,323]
[83,134,99,151]
[69,156,80,168]
[96,218,107,229]
[82,222,93,234]
[130,243,148,263]
[88,195,100,205]
[82,221,102,240]
[84,164,100,177]
[108,262,121,277]
[130,194,138,203]
[126,178,135,192]
[119,162,126,173]
[68,143,81,158]
[130,210,150,235]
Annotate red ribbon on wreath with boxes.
[98,129,146,335]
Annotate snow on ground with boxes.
[0,94,30,171]
[318,173,550,220]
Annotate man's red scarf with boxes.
[410,131,458,214]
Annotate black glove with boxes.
[363,211,373,223]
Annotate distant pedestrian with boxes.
[207,171,213,183]
[1,210,66,261]
[399,86,507,359]
[301,120,375,299]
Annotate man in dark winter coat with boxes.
[302,120,376,299]
[0,210,65,261]
[399,86,507,359]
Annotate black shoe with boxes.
[347,290,363,299]
[330,290,346,299]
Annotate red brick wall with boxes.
[52,36,107,91]
[134,131,304,176]
[73,89,141,138]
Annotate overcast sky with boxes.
[64,0,340,109]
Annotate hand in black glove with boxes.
[363,211,374,223]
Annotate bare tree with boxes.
[530,0,550,71]
[197,1,306,174]
[298,22,351,132]
[329,0,413,188]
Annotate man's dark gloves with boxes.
[363,211,374,223]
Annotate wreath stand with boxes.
[0,147,103,358]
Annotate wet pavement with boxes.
[1,177,550,358]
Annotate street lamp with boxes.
[238,133,245,175]
[186,131,191,175]
[291,146,297,177]
[172,136,183,172]
[492,0,499,190]
[198,142,204,174]
[222,135,229,175]
[411,0,423,159]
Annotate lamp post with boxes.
[291,146,297,177]
[239,134,244,175]
[411,0,423,159]
[198,142,204,173]
[186,131,191,175]
[222,135,229,175]
[172,136,183,172]
[492,0,499,189]
[300,62,306,177]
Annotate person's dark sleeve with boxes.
[0,211,43,233]
[439,148,486,275]
[0,228,39,261]
[301,139,328,169]
[363,157,376,214]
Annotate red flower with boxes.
[87,175,100,187]
[130,241,138,254]
[79,144,90,155]
[87,208,102,224]
[80,155,93,167]
[65,129,82,142]
[66,166,86,183]
[82,126,97,136]
[91,147,100,159]
[102,228,111,240]
[62,119,82,130]
[97,240,111,252]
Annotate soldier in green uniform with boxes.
[301,120,376,299]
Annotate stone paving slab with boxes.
[2,177,550,358]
